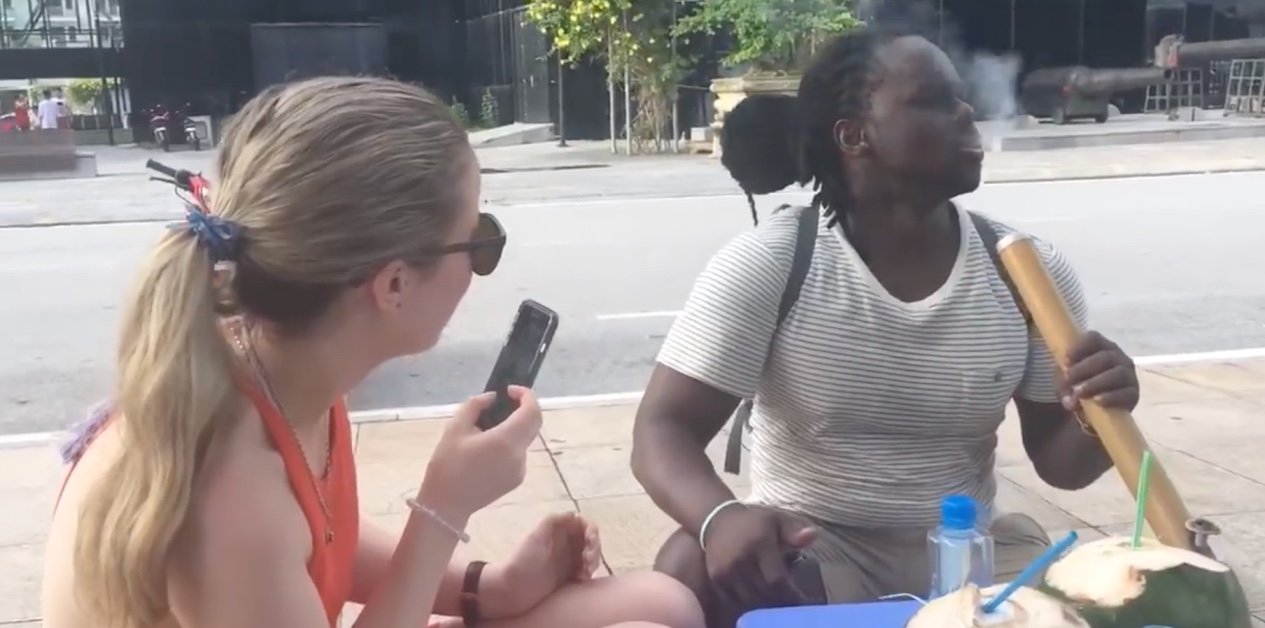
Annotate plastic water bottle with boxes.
[928,494,995,599]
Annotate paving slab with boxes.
[6,358,1265,624]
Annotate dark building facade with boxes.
[117,0,464,114]
[106,0,1265,130]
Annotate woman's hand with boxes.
[419,386,544,520]
[481,512,603,619]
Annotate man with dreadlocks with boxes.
[629,26,1141,628]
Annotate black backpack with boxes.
[721,206,1023,474]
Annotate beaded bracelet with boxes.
[405,496,471,544]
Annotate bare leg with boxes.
[654,528,734,628]
[428,571,704,628]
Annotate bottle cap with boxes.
[940,494,977,530]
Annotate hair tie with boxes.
[170,204,240,263]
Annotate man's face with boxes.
[863,36,985,200]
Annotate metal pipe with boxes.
[996,233,1199,552]
[86,0,114,146]
[1072,67,1168,93]
[1157,35,1265,68]
[556,54,566,148]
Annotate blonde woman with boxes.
[40,77,704,628]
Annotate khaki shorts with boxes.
[788,511,1051,603]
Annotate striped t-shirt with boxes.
[657,204,1087,528]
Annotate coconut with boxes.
[906,583,1089,628]
[1041,536,1251,628]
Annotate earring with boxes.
[836,127,867,151]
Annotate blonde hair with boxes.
[73,77,471,628]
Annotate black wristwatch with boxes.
[461,560,488,626]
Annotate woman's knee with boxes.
[609,571,705,628]
[654,528,708,590]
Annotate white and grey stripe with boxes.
[657,205,1087,529]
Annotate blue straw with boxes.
[981,531,1079,614]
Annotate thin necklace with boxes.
[233,322,335,545]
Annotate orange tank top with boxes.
[56,391,360,626]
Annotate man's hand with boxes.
[1061,330,1140,414]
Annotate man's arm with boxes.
[1011,238,1113,491]
[632,229,789,534]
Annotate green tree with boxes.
[673,0,861,72]
[526,0,691,153]
[66,78,103,112]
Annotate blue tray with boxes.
[737,599,923,627]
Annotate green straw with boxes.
[1131,450,1154,548]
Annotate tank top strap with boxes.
[244,385,359,623]
[243,385,338,551]
[326,399,359,526]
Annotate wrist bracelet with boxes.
[698,498,744,552]
[461,560,487,626]
[404,496,471,544]
[1072,409,1099,438]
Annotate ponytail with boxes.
[73,230,240,628]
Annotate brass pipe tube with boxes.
[996,233,1194,550]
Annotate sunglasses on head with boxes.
[426,212,506,277]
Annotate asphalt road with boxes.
[4,169,1265,435]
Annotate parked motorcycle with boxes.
[148,107,172,152]
[181,105,202,151]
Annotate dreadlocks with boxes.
[718,25,903,228]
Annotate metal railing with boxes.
[0,0,121,49]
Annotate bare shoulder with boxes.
[167,410,325,627]
[182,411,306,552]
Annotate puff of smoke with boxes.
[963,52,1023,150]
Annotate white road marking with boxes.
[595,310,683,321]
[1133,346,1265,366]
[3,345,1265,449]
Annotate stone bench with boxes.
[0,130,97,181]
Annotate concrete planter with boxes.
[709,74,800,157]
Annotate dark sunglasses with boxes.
[426,212,506,277]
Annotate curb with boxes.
[3,342,1264,454]
[0,392,645,452]
[983,165,1265,185]
[349,391,643,424]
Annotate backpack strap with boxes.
[969,211,1032,326]
[723,205,818,475]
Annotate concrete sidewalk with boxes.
[5,359,1265,625]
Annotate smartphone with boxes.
[785,551,828,605]
[476,299,559,431]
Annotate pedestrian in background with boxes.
[36,89,60,130]
[13,93,31,131]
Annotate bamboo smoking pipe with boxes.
[996,233,1216,554]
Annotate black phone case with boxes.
[476,300,558,430]
[786,552,828,605]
